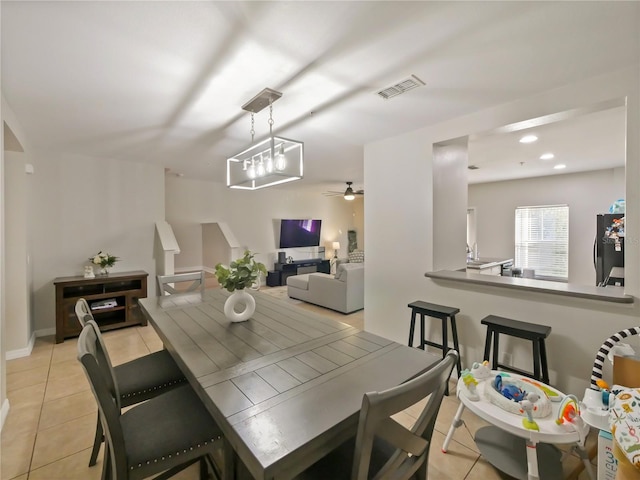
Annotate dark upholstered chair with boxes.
[75,299,187,467]
[157,271,206,296]
[77,321,223,480]
[292,350,458,480]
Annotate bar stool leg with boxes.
[483,328,493,364]
[539,339,550,384]
[408,309,417,347]
[492,331,500,370]
[532,339,542,381]
[419,313,426,350]
[441,317,450,395]
[450,315,463,377]
[441,317,448,359]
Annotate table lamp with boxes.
[332,242,340,259]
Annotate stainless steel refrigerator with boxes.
[594,213,625,286]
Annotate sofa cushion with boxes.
[348,250,365,263]
[286,274,310,290]
[335,263,364,282]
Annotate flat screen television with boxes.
[279,219,322,249]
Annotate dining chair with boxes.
[77,321,224,480]
[75,299,187,468]
[293,350,458,480]
[157,271,206,296]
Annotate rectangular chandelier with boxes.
[227,88,304,190]
[227,136,303,190]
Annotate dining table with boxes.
[139,288,441,480]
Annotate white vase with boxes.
[223,290,256,322]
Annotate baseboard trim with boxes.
[1,398,10,433]
[35,327,56,338]
[6,331,36,360]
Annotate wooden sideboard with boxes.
[54,270,148,343]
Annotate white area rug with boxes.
[260,286,302,304]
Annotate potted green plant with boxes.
[215,250,267,322]
[214,250,267,291]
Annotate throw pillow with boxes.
[348,250,364,263]
[335,264,347,281]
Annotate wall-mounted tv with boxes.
[279,219,322,249]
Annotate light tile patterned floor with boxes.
[1,287,597,479]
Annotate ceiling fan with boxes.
[323,182,364,200]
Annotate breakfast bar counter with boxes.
[425,269,634,304]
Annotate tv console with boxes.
[266,259,330,287]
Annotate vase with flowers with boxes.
[214,250,266,322]
[89,251,119,275]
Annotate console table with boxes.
[54,270,148,343]
[266,259,330,286]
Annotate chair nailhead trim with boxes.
[121,379,187,399]
[132,437,217,470]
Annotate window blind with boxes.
[515,205,569,280]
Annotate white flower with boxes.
[89,251,118,268]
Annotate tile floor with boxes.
[2,287,596,479]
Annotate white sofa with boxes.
[286,263,364,314]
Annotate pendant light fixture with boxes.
[227,88,304,190]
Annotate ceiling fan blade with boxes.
[323,182,364,197]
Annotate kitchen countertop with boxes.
[465,257,513,270]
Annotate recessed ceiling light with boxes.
[519,135,538,144]
[540,153,555,160]
[554,164,566,170]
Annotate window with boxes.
[515,205,569,280]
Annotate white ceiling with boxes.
[468,105,627,184]
[2,1,638,193]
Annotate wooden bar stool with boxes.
[481,315,551,384]
[408,301,462,394]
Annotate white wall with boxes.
[29,152,165,333]
[0,112,6,429]
[1,94,32,429]
[165,175,359,270]
[350,196,364,251]
[469,168,625,285]
[433,140,469,271]
[365,67,640,395]
[4,153,31,352]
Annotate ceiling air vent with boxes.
[376,75,425,100]
[468,165,479,170]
